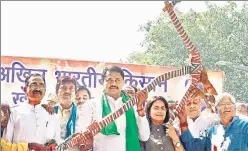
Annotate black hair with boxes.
[25,73,46,87]
[100,66,124,84]
[56,76,77,94]
[146,96,170,132]
[76,85,92,99]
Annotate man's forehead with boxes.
[220,96,232,103]
[193,95,202,101]
[60,82,75,87]
[189,97,201,102]
[29,76,44,83]
[77,90,88,95]
[106,71,122,78]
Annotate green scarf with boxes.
[100,91,141,151]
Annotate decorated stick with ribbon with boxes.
[163,0,204,124]
[56,66,191,151]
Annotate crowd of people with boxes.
[1,65,248,151]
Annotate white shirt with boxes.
[3,102,62,144]
[56,104,82,139]
[55,103,83,151]
[187,114,219,138]
[80,95,150,151]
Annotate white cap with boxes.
[215,92,236,107]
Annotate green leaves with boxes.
[128,2,248,102]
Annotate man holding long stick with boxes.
[79,66,150,151]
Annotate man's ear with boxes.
[24,86,27,93]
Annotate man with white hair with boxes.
[178,92,248,151]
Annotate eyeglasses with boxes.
[105,78,123,84]
[218,102,234,108]
[29,83,46,89]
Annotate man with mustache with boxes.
[178,92,248,151]
[2,73,61,151]
[1,103,58,151]
[54,76,92,151]
[79,66,150,151]
[181,69,219,138]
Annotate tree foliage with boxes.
[127,2,248,102]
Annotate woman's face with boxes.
[150,100,167,121]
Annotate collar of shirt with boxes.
[24,102,42,111]
[58,104,73,117]
[151,123,164,130]
[187,114,204,124]
[106,95,123,107]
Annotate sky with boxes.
[1,1,245,63]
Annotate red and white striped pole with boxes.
[163,1,204,123]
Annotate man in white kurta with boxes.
[187,112,219,138]
[184,89,219,138]
[2,73,61,148]
[3,102,61,144]
[79,66,150,151]
[81,95,150,151]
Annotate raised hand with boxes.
[190,87,206,100]
[165,123,180,141]
[176,104,187,124]
[136,89,148,109]
[200,68,210,85]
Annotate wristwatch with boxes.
[174,141,181,148]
